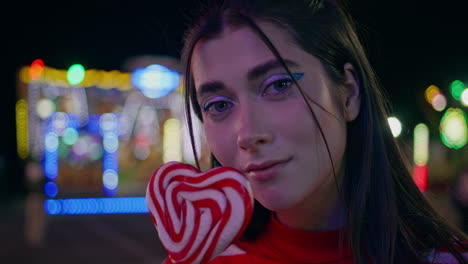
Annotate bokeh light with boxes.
[67,64,86,85]
[44,149,58,181]
[45,132,59,152]
[424,85,441,104]
[461,88,468,106]
[439,108,468,149]
[88,142,103,160]
[414,123,429,166]
[450,80,465,101]
[387,116,402,137]
[36,98,55,119]
[62,127,79,145]
[413,164,428,192]
[44,182,59,198]
[131,64,180,99]
[103,169,119,190]
[99,113,118,133]
[16,99,29,159]
[29,59,45,80]
[103,133,119,153]
[432,94,447,112]
[135,133,150,150]
[134,147,150,161]
[72,135,89,156]
[163,118,182,163]
[52,112,69,135]
[44,197,148,215]
[21,65,133,90]
[424,85,447,111]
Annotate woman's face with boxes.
[191,22,359,213]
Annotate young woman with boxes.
[174,0,468,263]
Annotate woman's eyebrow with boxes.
[196,59,299,99]
[197,81,226,99]
[247,58,299,81]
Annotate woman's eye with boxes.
[262,73,304,97]
[202,101,233,115]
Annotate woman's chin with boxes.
[255,193,295,212]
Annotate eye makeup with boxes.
[260,72,304,97]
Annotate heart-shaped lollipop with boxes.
[146,161,254,264]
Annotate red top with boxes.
[163,214,468,264]
[210,214,352,264]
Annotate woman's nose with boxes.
[237,134,272,152]
[236,109,273,152]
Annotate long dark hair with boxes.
[180,0,468,263]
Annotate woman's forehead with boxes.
[191,22,306,90]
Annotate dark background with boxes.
[4,0,468,201]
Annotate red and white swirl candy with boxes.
[146,161,254,264]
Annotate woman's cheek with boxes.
[204,123,235,167]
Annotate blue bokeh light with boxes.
[44,197,149,215]
[44,199,62,215]
[99,113,118,133]
[44,181,59,198]
[44,150,58,180]
[103,132,119,153]
[103,152,118,172]
[103,169,119,190]
[45,132,59,152]
[131,64,180,99]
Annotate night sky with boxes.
[4,0,468,199]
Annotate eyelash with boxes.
[201,72,304,116]
[261,73,304,97]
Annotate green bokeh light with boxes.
[439,108,468,149]
[67,64,86,85]
[62,127,79,145]
[450,80,465,101]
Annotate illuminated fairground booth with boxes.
[16,57,211,215]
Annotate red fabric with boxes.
[210,214,353,264]
[162,214,468,264]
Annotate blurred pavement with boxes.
[0,197,166,264]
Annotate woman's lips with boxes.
[245,158,291,182]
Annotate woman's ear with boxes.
[341,63,361,122]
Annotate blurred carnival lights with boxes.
[133,105,158,160]
[450,80,465,101]
[387,116,402,138]
[131,64,180,99]
[61,127,79,145]
[439,108,468,149]
[20,65,133,90]
[44,197,148,215]
[67,64,86,85]
[16,99,29,159]
[99,113,120,196]
[36,98,55,119]
[44,131,59,181]
[28,83,43,158]
[163,118,182,163]
[413,123,429,191]
[18,60,190,215]
[29,59,45,80]
[425,85,447,112]
[44,182,59,198]
[461,88,468,107]
[414,124,429,166]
